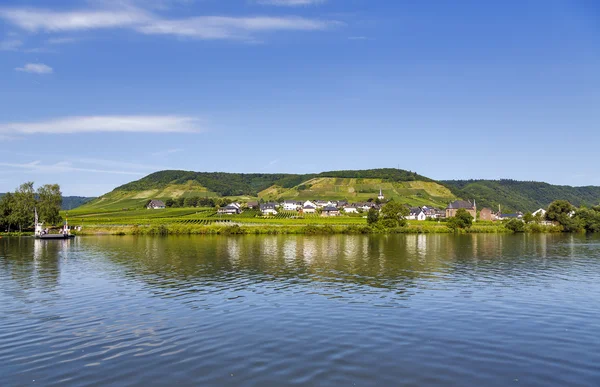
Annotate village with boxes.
[146,189,547,222]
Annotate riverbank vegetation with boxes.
[0,182,62,232]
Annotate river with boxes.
[1,234,600,386]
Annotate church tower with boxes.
[378,188,384,201]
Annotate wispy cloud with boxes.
[255,0,326,6]
[136,16,338,40]
[0,8,151,32]
[0,160,145,176]
[0,115,204,134]
[47,37,81,45]
[0,5,341,42]
[151,148,183,157]
[75,157,169,172]
[0,38,22,50]
[15,63,53,74]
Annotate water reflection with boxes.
[2,234,600,386]
[18,233,585,297]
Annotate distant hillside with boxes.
[81,169,449,210]
[260,177,454,208]
[443,180,600,212]
[0,193,95,210]
[62,196,96,210]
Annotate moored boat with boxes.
[34,208,76,240]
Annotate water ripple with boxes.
[1,234,600,386]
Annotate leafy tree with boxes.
[447,208,473,231]
[575,207,600,233]
[184,196,198,207]
[379,201,408,227]
[505,219,525,233]
[165,198,175,207]
[366,207,379,225]
[37,184,63,225]
[13,182,36,232]
[0,193,15,232]
[176,197,185,207]
[546,200,582,232]
[523,212,533,224]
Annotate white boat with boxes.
[34,208,75,240]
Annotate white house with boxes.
[283,200,300,211]
[303,200,317,214]
[533,208,546,217]
[344,205,359,214]
[147,200,165,210]
[260,203,278,215]
[218,204,241,215]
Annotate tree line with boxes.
[0,182,63,232]
[160,197,233,208]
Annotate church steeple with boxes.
[378,188,384,200]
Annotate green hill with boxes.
[443,180,600,213]
[80,168,452,210]
[78,170,600,213]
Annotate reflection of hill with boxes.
[86,234,579,297]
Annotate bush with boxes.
[505,219,525,233]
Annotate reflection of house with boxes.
[260,203,278,215]
[479,207,494,221]
[147,200,165,209]
[446,200,477,219]
[321,206,340,217]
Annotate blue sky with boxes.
[1,0,599,196]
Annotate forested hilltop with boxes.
[76,169,600,213]
[443,180,600,212]
[114,169,431,197]
[82,169,451,211]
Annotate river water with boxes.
[1,234,600,386]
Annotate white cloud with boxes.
[256,0,326,6]
[0,8,151,32]
[136,16,338,40]
[0,38,22,50]
[0,115,204,134]
[47,37,81,45]
[75,157,168,172]
[15,63,53,74]
[0,160,145,176]
[151,148,183,157]
[0,5,341,41]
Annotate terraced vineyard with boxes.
[65,207,368,227]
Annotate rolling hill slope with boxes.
[443,180,600,212]
[79,169,452,210]
[78,170,600,213]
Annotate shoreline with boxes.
[18,222,563,236]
